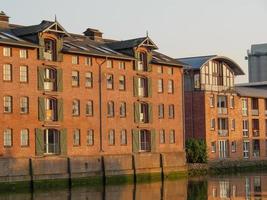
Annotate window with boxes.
[86,100,93,116]
[119,61,125,70]
[217,96,227,115]
[157,66,163,74]
[243,140,250,158]
[230,96,235,108]
[85,72,93,88]
[106,74,113,89]
[138,103,149,123]
[108,129,115,145]
[72,56,79,65]
[3,96,12,113]
[168,104,175,119]
[20,49,28,59]
[210,95,215,107]
[137,52,148,71]
[120,129,127,145]
[251,98,259,110]
[231,141,236,152]
[231,119,235,131]
[3,64,12,81]
[168,80,174,93]
[242,98,248,116]
[20,129,29,147]
[44,129,59,154]
[243,120,249,137]
[44,39,56,61]
[85,57,92,66]
[107,60,113,68]
[159,129,165,144]
[20,66,28,82]
[72,99,80,116]
[20,97,29,114]
[107,101,114,117]
[218,118,228,136]
[3,128,12,147]
[210,118,215,130]
[158,79,163,93]
[253,139,260,157]
[72,71,79,86]
[3,47,11,57]
[119,75,126,90]
[119,102,126,117]
[170,130,175,144]
[211,141,216,153]
[73,129,80,146]
[167,67,173,75]
[194,74,200,89]
[87,129,94,146]
[44,67,56,91]
[158,104,164,119]
[137,77,149,97]
[252,119,259,137]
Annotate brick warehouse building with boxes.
[0,11,185,161]
[179,55,267,161]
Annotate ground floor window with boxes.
[139,129,151,152]
[44,129,59,154]
[218,140,229,159]
[252,139,260,158]
[243,140,250,159]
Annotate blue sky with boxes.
[3,0,267,82]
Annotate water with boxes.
[1,172,267,200]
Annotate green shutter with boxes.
[35,128,44,156]
[133,76,138,97]
[57,98,64,121]
[57,38,63,62]
[37,66,45,91]
[134,51,139,71]
[38,97,45,121]
[38,36,45,60]
[134,102,140,123]
[56,68,63,92]
[147,53,153,72]
[148,103,153,123]
[151,129,156,152]
[60,129,67,155]
[148,78,152,97]
[132,129,139,153]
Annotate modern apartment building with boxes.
[179,55,267,161]
[0,11,185,158]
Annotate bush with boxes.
[186,139,207,163]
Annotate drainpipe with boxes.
[96,57,107,152]
[182,68,186,150]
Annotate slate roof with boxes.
[107,37,147,50]
[235,86,267,98]
[236,81,267,87]
[152,51,185,67]
[177,55,245,75]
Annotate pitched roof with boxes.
[177,55,245,75]
[152,51,185,67]
[235,86,267,98]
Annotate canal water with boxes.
[1,172,266,200]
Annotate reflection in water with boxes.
[1,173,267,200]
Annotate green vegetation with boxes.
[105,174,134,185]
[187,180,207,200]
[185,139,207,163]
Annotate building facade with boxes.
[0,12,185,158]
[179,55,267,161]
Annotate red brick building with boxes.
[0,12,185,158]
[179,55,267,161]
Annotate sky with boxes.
[2,0,267,83]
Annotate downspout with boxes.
[182,68,186,150]
[96,57,107,152]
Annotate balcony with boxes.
[253,130,260,137]
[251,109,259,116]
[218,107,228,115]
[218,130,229,137]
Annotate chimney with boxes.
[0,11,9,29]
[83,28,103,41]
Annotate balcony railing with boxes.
[218,130,229,136]
[243,130,249,137]
[218,107,228,115]
[253,130,260,137]
[251,109,259,116]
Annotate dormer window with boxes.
[138,52,148,71]
[44,39,56,61]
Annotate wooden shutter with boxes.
[38,97,45,121]
[57,38,63,62]
[133,76,138,97]
[35,128,44,156]
[148,103,153,123]
[132,129,139,153]
[134,102,140,123]
[56,68,63,92]
[37,66,45,91]
[151,129,156,152]
[60,129,67,155]
[134,51,139,71]
[147,78,152,97]
[57,98,64,121]
[38,36,45,60]
[147,52,153,72]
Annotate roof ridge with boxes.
[177,55,217,60]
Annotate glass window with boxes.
[4,128,12,147]
[108,129,115,145]
[119,102,126,117]
[168,80,174,93]
[85,57,92,66]
[3,64,12,81]
[87,129,94,146]
[72,56,79,65]
[211,141,216,152]
[107,101,114,117]
[3,47,11,57]
[20,49,28,59]
[158,79,163,93]
[231,119,235,130]
[242,98,248,116]
[107,60,113,68]
[243,120,249,137]
[86,100,93,116]
[159,129,165,144]
[119,75,126,90]
[20,96,29,114]
[120,129,127,145]
[230,96,235,108]
[210,95,215,107]
[243,140,250,158]
[157,66,163,74]
[158,104,164,119]
[3,96,12,113]
[73,129,80,146]
[21,129,29,146]
[106,74,113,89]
[231,141,236,152]
[168,104,175,119]
[170,130,175,144]
[20,66,28,82]
[72,71,79,86]
[72,99,80,116]
[211,118,215,130]
[119,61,125,70]
[85,72,93,88]
[167,67,173,75]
